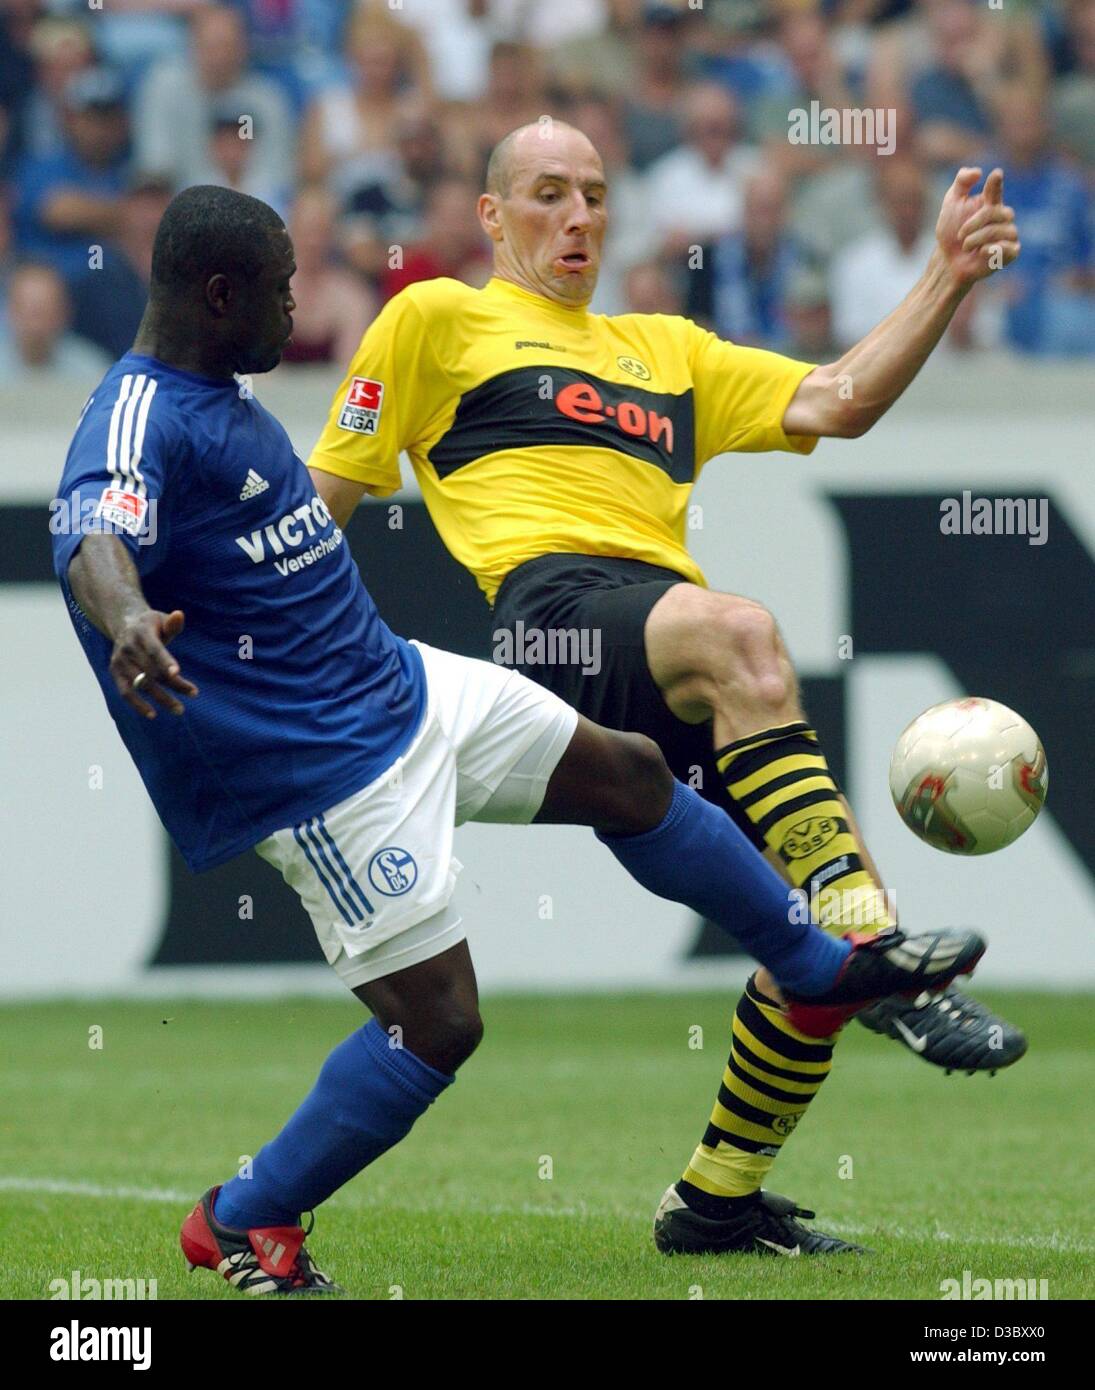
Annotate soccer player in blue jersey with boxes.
[53,186,985,1293]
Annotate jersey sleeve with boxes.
[686,320,820,465]
[51,375,179,586]
[306,287,452,497]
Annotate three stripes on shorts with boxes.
[292,814,375,924]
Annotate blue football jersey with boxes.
[52,354,427,871]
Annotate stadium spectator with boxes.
[12,67,130,290]
[22,17,96,162]
[643,83,760,254]
[0,187,12,326]
[548,0,641,101]
[220,0,350,110]
[132,5,293,194]
[377,175,490,302]
[89,1,192,86]
[452,40,549,178]
[784,263,839,361]
[200,97,292,212]
[0,4,37,170]
[569,94,657,315]
[688,169,807,352]
[277,185,375,366]
[0,260,111,377]
[753,9,859,181]
[1041,0,1092,76]
[69,173,172,362]
[1053,0,1095,167]
[622,257,685,316]
[980,87,1095,356]
[621,3,688,169]
[339,99,449,284]
[907,0,997,171]
[820,0,897,78]
[787,102,918,270]
[846,0,925,14]
[0,0,40,168]
[693,0,797,115]
[298,4,433,188]
[867,0,1049,148]
[828,157,937,347]
[397,0,499,104]
[491,0,608,49]
[0,0,1087,372]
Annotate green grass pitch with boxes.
[2,991,1090,1300]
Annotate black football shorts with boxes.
[491,552,726,808]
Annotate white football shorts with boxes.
[254,640,578,989]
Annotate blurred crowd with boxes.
[1,0,1094,379]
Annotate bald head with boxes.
[484,127,521,198]
[478,119,608,306]
[485,120,599,198]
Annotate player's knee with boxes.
[656,588,791,715]
[711,598,791,710]
[421,1004,484,1073]
[629,730,673,797]
[714,595,778,656]
[598,731,673,834]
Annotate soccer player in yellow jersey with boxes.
[307,122,1025,1256]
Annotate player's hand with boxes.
[935,167,1020,288]
[109,608,198,719]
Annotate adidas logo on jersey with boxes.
[240,469,269,500]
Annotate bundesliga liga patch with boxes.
[338,377,384,435]
[95,487,149,536]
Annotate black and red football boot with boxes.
[784,927,987,1037]
[180,1186,341,1296]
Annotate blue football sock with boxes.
[213,1018,453,1229]
[597,780,850,995]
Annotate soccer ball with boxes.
[888,697,1048,855]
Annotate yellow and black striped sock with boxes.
[716,721,890,931]
[679,975,836,1214]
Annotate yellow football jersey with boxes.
[307,276,818,604]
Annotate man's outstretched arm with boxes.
[68,534,197,719]
[308,467,366,530]
[783,167,1021,440]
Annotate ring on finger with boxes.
[133,672,148,692]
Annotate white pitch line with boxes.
[0,1176,191,1204]
[1,1176,1089,1255]
[826,1220,1090,1255]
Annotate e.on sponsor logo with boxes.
[554,381,674,454]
